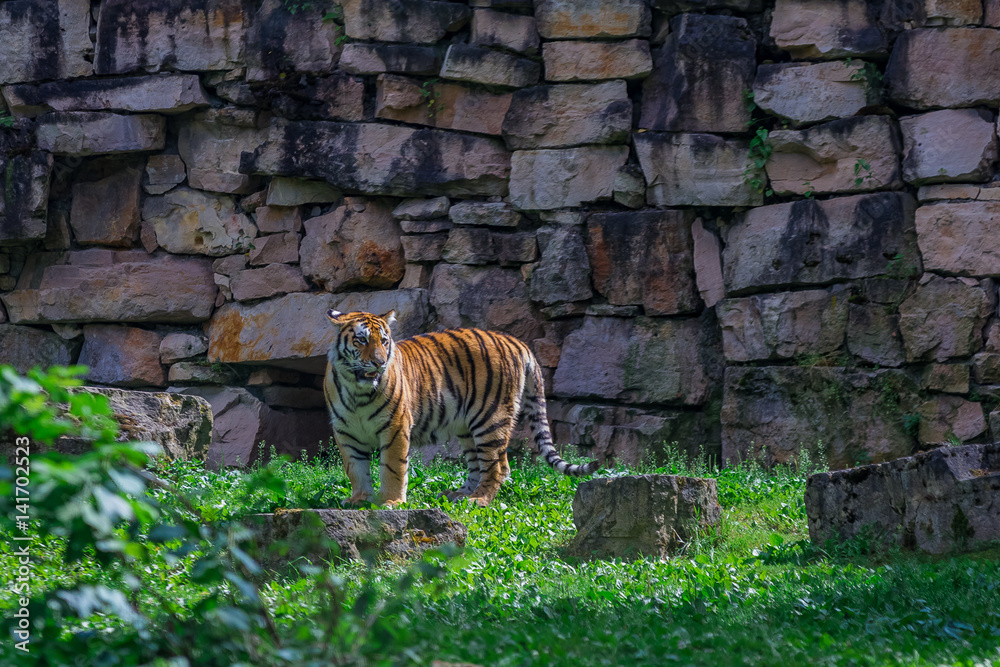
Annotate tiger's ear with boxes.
[327,309,345,325]
[380,310,397,327]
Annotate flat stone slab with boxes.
[253,508,467,563]
[567,475,721,560]
[806,443,1000,554]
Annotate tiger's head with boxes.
[326,309,397,388]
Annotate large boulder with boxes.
[429,264,542,342]
[723,192,920,295]
[252,508,467,563]
[899,109,998,185]
[2,250,217,324]
[0,324,78,372]
[0,0,92,84]
[722,367,920,470]
[553,315,719,406]
[439,44,540,88]
[635,133,762,207]
[2,75,209,118]
[243,0,343,81]
[805,444,1000,554]
[509,146,628,210]
[640,15,755,133]
[566,475,721,559]
[471,8,539,55]
[586,210,699,316]
[241,120,511,198]
[178,110,268,194]
[770,0,886,59]
[915,201,1000,277]
[529,226,592,305]
[917,396,987,445]
[143,187,257,256]
[886,28,1000,109]
[300,197,405,292]
[207,290,429,373]
[70,158,143,247]
[501,81,631,149]
[94,0,246,74]
[765,116,902,195]
[718,286,849,362]
[35,112,165,155]
[897,274,994,362]
[79,324,166,387]
[753,61,874,127]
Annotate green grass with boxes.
[3,448,1000,666]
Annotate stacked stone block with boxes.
[1,0,999,470]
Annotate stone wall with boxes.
[2,0,999,469]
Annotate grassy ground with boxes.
[3,447,1000,666]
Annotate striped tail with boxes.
[522,356,599,477]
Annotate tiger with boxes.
[322,309,599,507]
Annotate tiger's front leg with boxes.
[375,423,411,506]
[337,437,374,506]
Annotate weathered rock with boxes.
[753,61,874,127]
[255,206,302,234]
[253,508,467,563]
[375,75,512,136]
[613,164,646,209]
[635,133,762,207]
[95,0,245,75]
[973,353,1000,383]
[530,226,592,305]
[207,290,429,373]
[247,367,301,386]
[160,333,208,364]
[766,116,902,195]
[471,9,539,54]
[3,75,209,119]
[2,250,217,324]
[248,232,299,266]
[244,0,343,81]
[502,81,631,149]
[0,0,91,85]
[898,274,994,362]
[70,160,143,247]
[509,146,628,210]
[640,15,755,133]
[339,43,441,75]
[771,0,886,59]
[178,110,267,194]
[900,0,983,25]
[915,201,1000,277]
[144,155,186,195]
[565,404,722,467]
[36,112,165,155]
[65,387,211,461]
[300,198,405,292]
[399,263,432,288]
[886,28,1000,109]
[554,316,718,406]
[449,201,524,227]
[392,197,450,221]
[534,0,651,38]
[79,325,165,387]
[401,233,449,262]
[567,476,720,560]
[495,232,538,265]
[916,183,1000,202]
[342,0,470,43]
[586,210,698,316]
[262,386,325,409]
[212,255,247,277]
[722,367,920,469]
[400,218,452,235]
[441,228,496,265]
[143,187,257,257]
[0,324,77,372]
[923,363,971,393]
[723,193,920,294]
[429,264,542,342]
[805,444,1000,553]
[231,264,310,302]
[0,140,52,245]
[900,109,997,185]
[439,44,540,88]
[542,40,652,82]
[692,219,725,309]
[167,361,234,385]
[266,178,342,207]
[242,120,511,198]
[718,287,849,362]
[847,303,907,367]
[918,396,987,444]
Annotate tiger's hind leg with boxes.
[465,418,516,507]
[444,434,479,501]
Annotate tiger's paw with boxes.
[464,495,492,508]
[441,489,472,502]
[342,493,373,507]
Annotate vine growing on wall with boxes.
[742,91,773,197]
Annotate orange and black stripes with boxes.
[324,310,598,506]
